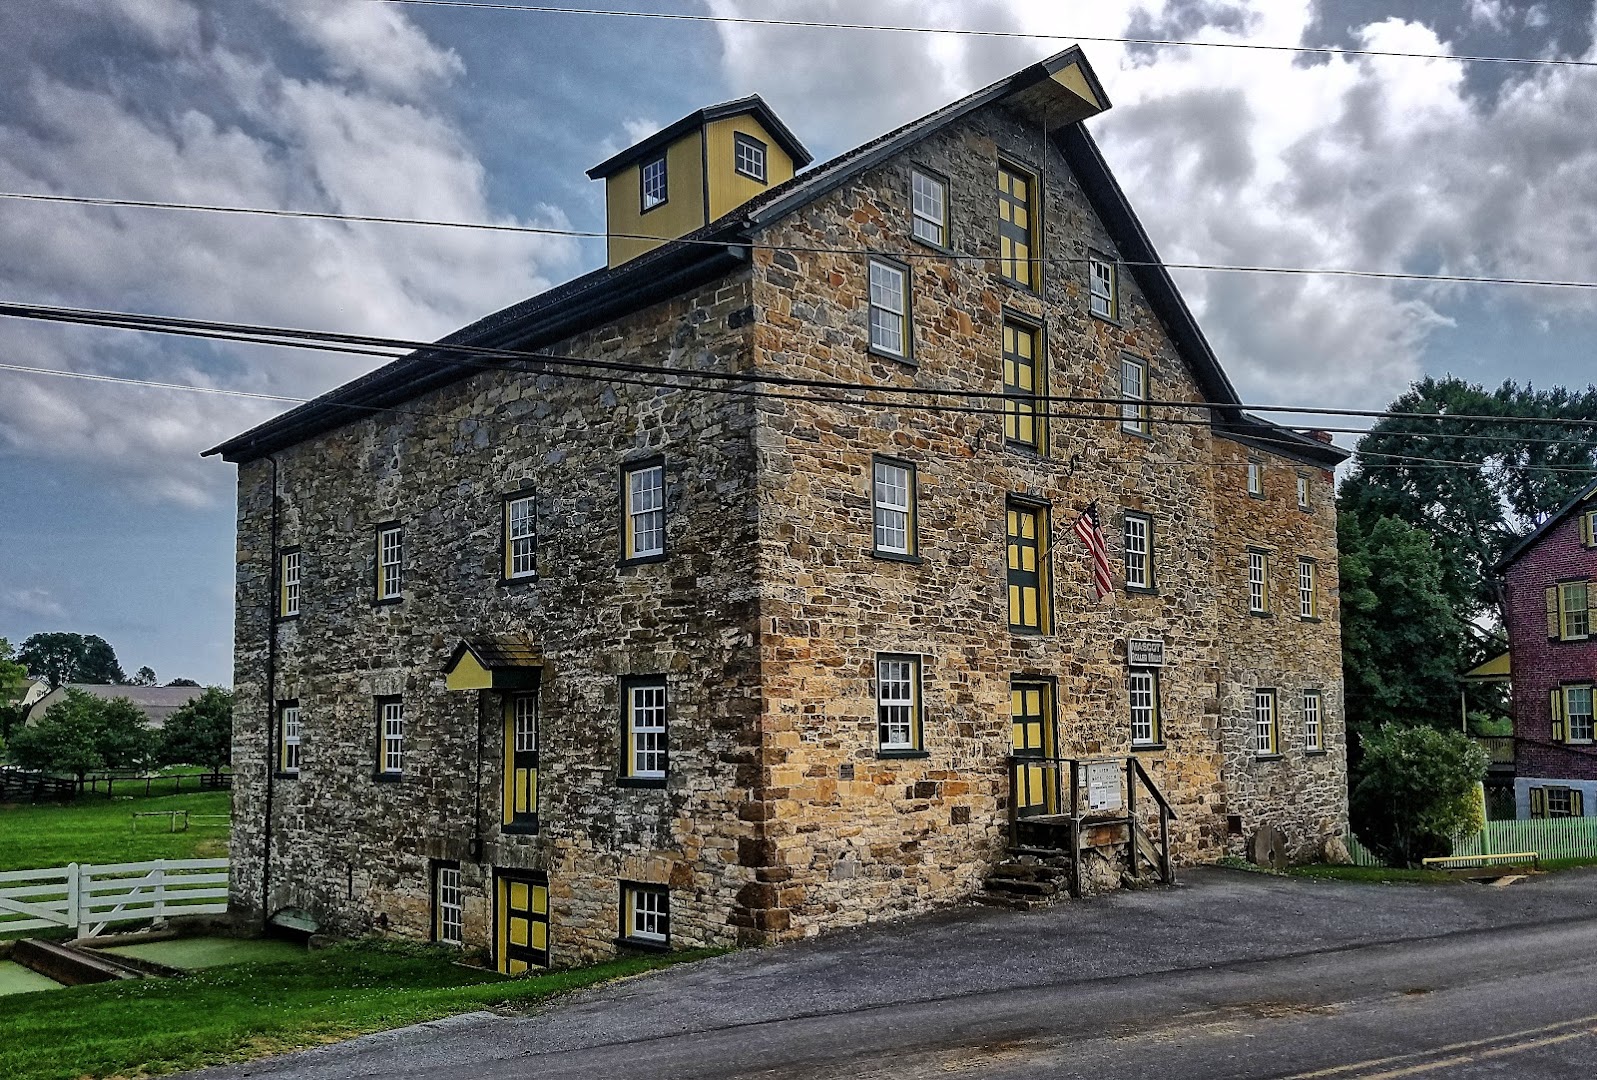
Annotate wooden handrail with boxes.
[1129,756,1177,819]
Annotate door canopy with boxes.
[444,635,544,691]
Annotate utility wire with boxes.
[6,189,1597,292]
[358,0,1597,70]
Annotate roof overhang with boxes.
[444,636,544,692]
[1462,651,1512,683]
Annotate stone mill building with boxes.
[207,47,1349,971]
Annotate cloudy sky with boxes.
[1,0,1594,685]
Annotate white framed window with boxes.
[1299,558,1317,619]
[376,525,403,602]
[1568,685,1595,744]
[436,864,463,946]
[1089,255,1116,319]
[624,462,665,560]
[623,883,669,944]
[733,133,766,182]
[872,458,915,557]
[911,169,947,247]
[1120,356,1149,434]
[1254,689,1278,755]
[280,550,301,618]
[876,653,921,753]
[504,494,536,580]
[1124,513,1151,591]
[1248,550,1270,614]
[625,678,667,781]
[641,155,667,210]
[280,702,301,774]
[1129,670,1160,746]
[868,258,909,358]
[1297,474,1310,510]
[379,698,404,775]
[1247,460,1262,497]
[1304,689,1323,752]
[514,695,537,753]
[1562,581,1590,640]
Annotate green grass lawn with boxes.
[1287,863,1458,884]
[0,941,716,1080]
[0,790,231,873]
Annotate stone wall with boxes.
[229,271,768,964]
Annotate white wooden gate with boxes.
[0,859,229,937]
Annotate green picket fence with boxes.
[1347,818,1597,868]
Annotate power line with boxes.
[7,189,1597,292]
[359,0,1597,70]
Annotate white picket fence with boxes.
[0,859,229,938]
[1348,818,1597,868]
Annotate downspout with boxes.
[260,455,279,931]
[472,693,485,863]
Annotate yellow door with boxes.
[1011,681,1055,817]
[495,869,549,974]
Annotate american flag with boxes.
[1072,502,1114,601]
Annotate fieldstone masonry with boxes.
[227,94,1347,964]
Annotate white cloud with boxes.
[705,0,1597,410]
[1467,0,1507,31]
[3,587,66,621]
[0,0,579,505]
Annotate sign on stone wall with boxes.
[1128,638,1165,667]
[1087,761,1123,812]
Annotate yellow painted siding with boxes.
[605,130,706,267]
[705,116,796,220]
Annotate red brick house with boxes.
[1496,478,1597,818]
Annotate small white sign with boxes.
[1087,761,1123,812]
[1128,638,1165,667]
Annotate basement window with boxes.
[434,862,463,946]
[621,882,670,947]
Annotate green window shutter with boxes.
[1548,586,1562,639]
[1573,789,1586,818]
[1530,787,1546,819]
[1551,688,1567,743]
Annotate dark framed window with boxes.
[1011,679,1056,817]
[433,860,463,946]
[1120,356,1149,435]
[1123,512,1154,593]
[1006,499,1051,634]
[376,696,404,778]
[1246,459,1263,498]
[641,155,668,211]
[1089,254,1117,320]
[871,456,917,559]
[620,675,668,786]
[375,523,403,603]
[279,547,301,619]
[997,161,1038,288]
[621,457,666,563]
[867,257,911,360]
[1531,785,1584,819]
[1297,474,1311,511]
[733,132,767,183]
[1129,670,1161,747]
[277,699,301,776]
[503,492,537,581]
[620,882,669,948]
[876,653,924,755]
[503,692,539,831]
[1002,317,1045,452]
[911,168,948,247]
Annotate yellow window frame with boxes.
[1006,501,1052,634]
[1001,319,1045,452]
[503,693,539,829]
[997,162,1037,288]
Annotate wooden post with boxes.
[66,863,81,935]
[1006,758,1018,848]
[1068,759,1082,899]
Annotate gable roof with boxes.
[27,683,205,729]
[1493,477,1597,573]
[205,46,1345,470]
[586,94,814,179]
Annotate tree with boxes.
[1339,513,1467,746]
[165,678,201,688]
[17,633,126,688]
[159,687,233,772]
[0,639,29,741]
[4,688,154,781]
[1352,725,1488,867]
[131,666,158,686]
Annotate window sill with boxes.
[1305,750,1329,757]
[1131,742,1165,753]
[618,553,668,568]
[274,613,301,624]
[1551,636,1590,644]
[499,574,539,587]
[1121,425,1153,441]
[501,820,540,835]
[615,936,671,954]
[992,273,1041,297]
[866,344,916,367]
[1249,610,1274,619]
[639,200,670,216]
[1124,585,1158,597]
[372,596,403,608]
[1008,627,1051,637]
[871,550,923,565]
[617,776,668,790]
[373,772,403,784]
[1253,754,1284,763]
[1247,492,1266,501]
[1002,441,1050,461]
[911,235,956,257]
[877,749,930,760]
[1089,310,1122,328]
[273,771,300,780]
[1299,615,1322,624]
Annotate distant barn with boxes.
[27,684,205,731]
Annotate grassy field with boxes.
[0,790,230,872]
[0,942,715,1080]
[1287,863,1458,884]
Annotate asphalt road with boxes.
[196,867,1597,1079]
